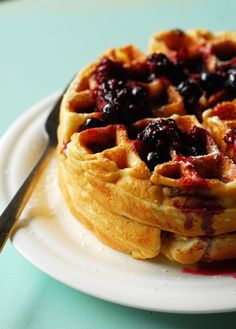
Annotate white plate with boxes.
[1,92,236,314]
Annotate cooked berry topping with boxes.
[95,57,125,84]
[101,103,119,123]
[137,119,181,169]
[177,79,202,113]
[171,61,186,85]
[224,128,236,145]
[147,53,185,84]
[138,119,181,147]
[199,72,224,96]
[98,79,125,103]
[96,77,151,125]
[132,85,147,100]
[86,51,236,134]
[225,69,236,93]
[183,126,207,156]
[80,118,105,131]
[137,119,208,170]
[147,53,174,77]
[185,55,205,73]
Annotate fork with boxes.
[0,83,69,252]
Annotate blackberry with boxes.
[147,53,175,78]
[138,119,181,146]
[184,126,208,156]
[101,103,119,123]
[95,57,125,84]
[177,79,202,113]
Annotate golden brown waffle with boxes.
[58,29,236,264]
[203,100,236,161]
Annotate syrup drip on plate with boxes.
[183,259,236,278]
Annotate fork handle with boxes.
[0,144,54,252]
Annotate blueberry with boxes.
[185,55,204,73]
[170,62,186,85]
[146,151,166,171]
[199,72,224,96]
[177,79,202,113]
[80,118,104,131]
[225,69,236,93]
[131,85,148,101]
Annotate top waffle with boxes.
[58,29,236,262]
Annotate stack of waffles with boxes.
[58,29,236,264]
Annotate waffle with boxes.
[58,29,236,264]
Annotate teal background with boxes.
[1,0,236,327]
